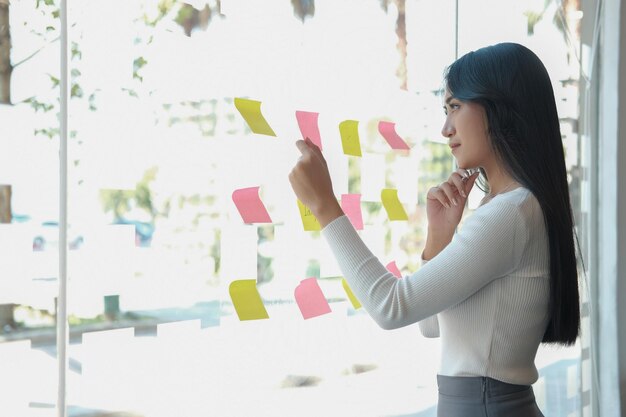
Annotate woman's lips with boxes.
[450,144,461,152]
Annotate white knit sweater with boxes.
[322,187,550,385]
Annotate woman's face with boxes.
[441,91,495,170]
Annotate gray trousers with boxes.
[437,375,545,417]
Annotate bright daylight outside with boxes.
[0,0,585,416]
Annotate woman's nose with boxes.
[441,120,455,138]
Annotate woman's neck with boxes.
[483,165,521,196]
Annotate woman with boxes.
[288,42,580,416]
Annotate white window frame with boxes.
[584,0,626,415]
[57,1,69,416]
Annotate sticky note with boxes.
[232,186,272,224]
[297,200,321,231]
[234,97,276,136]
[381,188,408,221]
[229,280,270,321]
[339,120,362,157]
[341,194,363,230]
[386,261,402,278]
[296,111,322,150]
[378,121,410,150]
[294,277,332,319]
[341,278,362,309]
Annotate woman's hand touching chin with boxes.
[422,168,480,260]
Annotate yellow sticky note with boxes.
[339,120,362,157]
[341,278,362,310]
[234,97,276,136]
[229,280,269,321]
[381,188,408,221]
[297,200,321,231]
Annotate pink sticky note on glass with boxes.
[294,277,332,319]
[296,111,322,150]
[378,121,410,150]
[341,194,363,230]
[386,261,402,278]
[232,186,272,224]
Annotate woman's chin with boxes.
[455,160,469,169]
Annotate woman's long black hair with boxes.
[445,42,580,345]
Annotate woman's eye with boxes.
[444,103,460,115]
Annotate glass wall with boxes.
[0,0,586,416]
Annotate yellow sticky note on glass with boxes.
[381,188,408,221]
[234,97,276,136]
[341,278,362,310]
[297,200,321,231]
[339,120,362,156]
[229,280,269,321]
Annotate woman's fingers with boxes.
[428,169,481,209]
[304,137,327,166]
[290,139,335,212]
[295,139,311,156]
[439,182,459,206]
[432,187,451,208]
[462,171,480,196]
[304,137,317,150]
[449,169,480,199]
[427,185,453,208]
[450,171,467,198]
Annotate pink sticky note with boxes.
[378,121,410,150]
[296,111,322,150]
[232,186,272,224]
[294,277,332,320]
[341,194,363,230]
[386,261,402,278]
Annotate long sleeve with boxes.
[416,258,440,338]
[321,198,528,330]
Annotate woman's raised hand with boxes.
[426,169,480,235]
[289,138,344,227]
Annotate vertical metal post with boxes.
[57,0,69,416]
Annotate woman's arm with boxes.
[288,138,526,330]
[322,200,528,330]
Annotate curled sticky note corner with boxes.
[341,194,363,230]
[386,261,402,278]
[339,120,362,157]
[381,188,408,221]
[234,97,276,136]
[378,121,411,150]
[296,110,322,150]
[232,186,272,224]
[294,277,332,319]
[229,279,270,321]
